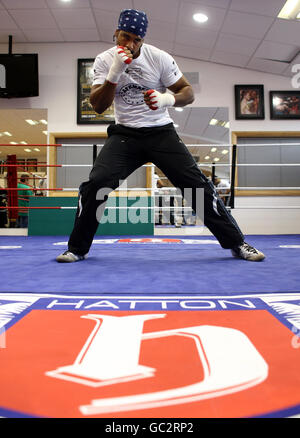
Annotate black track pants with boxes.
[68,123,244,255]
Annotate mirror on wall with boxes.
[0,108,48,194]
[153,107,231,229]
[164,106,231,182]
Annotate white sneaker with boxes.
[56,251,86,263]
[231,242,265,262]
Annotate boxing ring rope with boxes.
[1,142,299,147]
[3,163,300,168]
[0,142,300,218]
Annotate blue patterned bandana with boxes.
[117,9,148,39]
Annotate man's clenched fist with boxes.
[143,89,175,110]
[106,46,133,84]
[116,46,133,65]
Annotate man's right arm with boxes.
[90,46,133,115]
[90,82,117,115]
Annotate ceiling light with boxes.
[210,119,229,128]
[204,156,210,160]
[43,131,48,135]
[24,148,32,152]
[25,119,39,125]
[211,147,217,152]
[10,142,17,145]
[222,149,229,155]
[39,119,48,125]
[20,141,27,145]
[34,148,40,152]
[278,0,300,19]
[3,131,12,136]
[193,13,208,23]
[213,157,220,162]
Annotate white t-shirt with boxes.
[92,43,183,128]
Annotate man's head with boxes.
[114,9,148,58]
[20,174,29,184]
[117,9,148,38]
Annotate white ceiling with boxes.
[0,0,299,77]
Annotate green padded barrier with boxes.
[28,196,154,235]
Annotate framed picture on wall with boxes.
[77,58,115,124]
[270,90,300,119]
[234,85,265,120]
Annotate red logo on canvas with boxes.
[1,309,300,418]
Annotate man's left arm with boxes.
[168,75,194,107]
[143,75,194,110]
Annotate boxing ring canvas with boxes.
[0,234,299,294]
[1,234,300,419]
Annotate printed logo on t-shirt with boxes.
[125,67,143,81]
[119,83,148,105]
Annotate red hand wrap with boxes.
[117,47,132,64]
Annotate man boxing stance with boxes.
[57,9,265,263]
